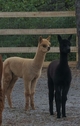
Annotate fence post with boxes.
[76,0,80,69]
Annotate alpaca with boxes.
[47,35,72,118]
[2,36,51,110]
[0,55,3,126]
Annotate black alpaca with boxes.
[47,35,72,118]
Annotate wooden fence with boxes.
[0,11,77,67]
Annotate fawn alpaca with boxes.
[2,36,51,110]
[0,55,3,126]
[47,35,72,118]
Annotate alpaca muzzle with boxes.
[47,46,50,51]
[68,49,70,53]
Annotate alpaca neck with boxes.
[33,49,46,69]
[60,53,68,66]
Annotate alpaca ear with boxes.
[38,36,42,43]
[58,35,62,42]
[47,36,51,41]
[68,35,72,41]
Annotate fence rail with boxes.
[0,11,75,17]
[0,47,77,53]
[0,11,77,67]
[0,28,77,35]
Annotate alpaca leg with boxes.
[6,75,18,108]
[55,88,61,118]
[0,84,3,126]
[24,80,31,111]
[48,77,54,115]
[2,74,12,107]
[62,86,69,117]
[0,112,2,126]
[30,78,37,110]
[0,57,3,126]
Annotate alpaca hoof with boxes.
[30,103,35,110]
[32,107,35,110]
[31,105,35,110]
[10,105,13,109]
[50,112,54,115]
[62,115,66,118]
[25,106,29,111]
[57,116,61,119]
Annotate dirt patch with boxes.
[2,68,80,126]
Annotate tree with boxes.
[76,0,80,68]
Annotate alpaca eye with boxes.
[43,44,47,48]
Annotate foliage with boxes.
[0,0,75,11]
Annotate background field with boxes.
[0,0,76,62]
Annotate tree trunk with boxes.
[76,0,80,69]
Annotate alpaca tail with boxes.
[0,55,3,125]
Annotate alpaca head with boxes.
[38,36,51,53]
[58,35,72,54]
